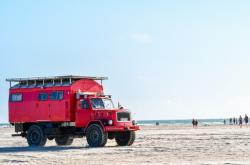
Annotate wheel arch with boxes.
[85,120,105,133]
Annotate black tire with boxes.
[100,133,108,147]
[115,131,135,146]
[27,125,47,147]
[55,136,73,146]
[86,124,107,147]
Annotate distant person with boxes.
[223,119,226,125]
[233,118,236,125]
[192,118,198,128]
[195,119,198,127]
[236,119,238,125]
[156,122,159,126]
[229,118,232,125]
[239,115,243,128]
[244,114,248,126]
[192,118,195,128]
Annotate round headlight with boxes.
[108,120,113,125]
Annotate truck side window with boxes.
[51,91,64,100]
[10,93,22,102]
[57,91,64,100]
[81,100,89,109]
[38,93,48,101]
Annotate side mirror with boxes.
[76,93,80,99]
[118,102,123,109]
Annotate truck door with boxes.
[75,99,91,127]
[49,91,65,121]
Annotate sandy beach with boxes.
[0,125,250,165]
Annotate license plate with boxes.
[120,118,129,121]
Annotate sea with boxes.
[0,119,226,127]
[136,119,226,126]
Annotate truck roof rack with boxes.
[6,75,108,88]
[6,75,108,82]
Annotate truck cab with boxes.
[75,92,139,147]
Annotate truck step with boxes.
[12,133,25,137]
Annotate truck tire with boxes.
[55,136,73,146]
[115,131,135,146]
[86,124,107,147]
[27,125,47,146]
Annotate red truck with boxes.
[6,75,139,147]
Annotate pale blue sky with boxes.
[1,0,250,122]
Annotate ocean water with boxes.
[0,123,11,128]
[137,119,226,126]
[0,119,226,127]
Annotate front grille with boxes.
[117,112,130,121]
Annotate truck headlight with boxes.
[108,120,113,126]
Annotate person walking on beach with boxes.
[192,118,195,128]
[233,117,236,125]
[192,118,198,128]
[229,118,232,125]
[239,115,243,128]
[244,114,248,126]
[155,122,159,126]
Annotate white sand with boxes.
[0,125,250,165]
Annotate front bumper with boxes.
[104,125,140,132]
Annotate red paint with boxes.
[8,78,139,132]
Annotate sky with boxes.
[1,0,250,122]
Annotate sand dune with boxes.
[0,125,250,165]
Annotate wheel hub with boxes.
[30,131,40,143]
[90,130,99,142]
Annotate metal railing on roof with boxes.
[6,75,108,82]
[6,75,108,88]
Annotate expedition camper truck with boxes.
[6,75,139,147]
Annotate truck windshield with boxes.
[90,98,114,110]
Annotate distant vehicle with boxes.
[6,75,139,147]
